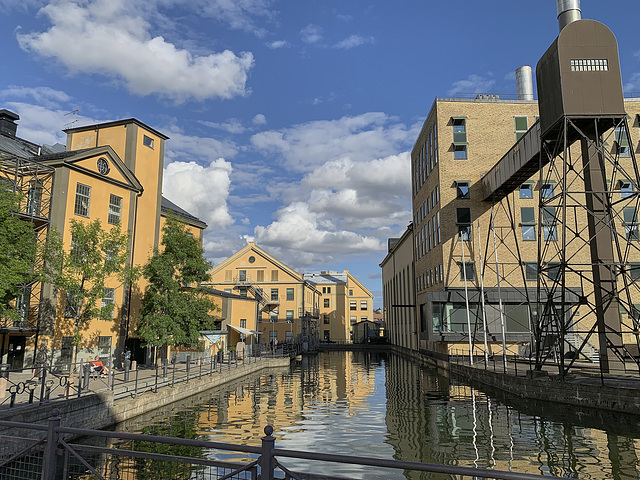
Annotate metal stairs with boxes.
[565,332,600,363]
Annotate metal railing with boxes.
[0,346,296,410]
[0,417,564,480]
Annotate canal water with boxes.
[117,351,640,479]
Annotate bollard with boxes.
[131,360,137,371]
[39,366,47,405]
[10,391,16,408]
[134,369,139,396]
[124,358,130,383]
[260,425,276,480]
[186,355,191,381]
[77,372,82,398]
[162,358,168,378]
[83,364,90,390]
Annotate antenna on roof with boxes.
[64,109,79,128]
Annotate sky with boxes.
[2,0,640,309]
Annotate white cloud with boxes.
[253,202,384,255]
[0,86,71,109]
[333,35,374,50]
[300,24,323,44]
[447,74,496,96]
[624,72,640,92]
[250,112,419,172]
[17,0,254,102]
[196,0,275,38]
[266,40,288,49]
[163,128,239,163]
[163,158,234,229]
[252,114,267,125]
[201,118,246,134]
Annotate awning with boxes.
[228,324,260,336]
[204,334,223,344]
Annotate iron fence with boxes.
[0,346,297,411]
[0,416,564,480]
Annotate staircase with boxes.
[565,332,600,363]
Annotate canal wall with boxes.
[387,345,640,415]
[0,357,291,430]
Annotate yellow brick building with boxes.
[0,112,207,368]
[303,271,374,343]
[398,95,640,359]
[204,243,321,346]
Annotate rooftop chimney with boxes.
[516,66,534,100]
[557,0,581,32]
[0,109,19,138]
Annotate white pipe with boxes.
[557,0,581,32]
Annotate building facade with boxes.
[0,111,206,368]
[303,271,374,343]
[204,243,321,345]
[404,94,640,359]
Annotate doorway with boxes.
[8,336,26,369]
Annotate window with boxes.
[456,181,470,199]
[454,144,468,160]
[541,183,554,199]
[570,59,609,71]
[520,183,533,199]
[435,185,440,204]
[361,316,368,322]
[286,288,294,301]
[458,262,475,281]
[360,300,367,310]
[286,311,294,323]
[324,314,330,324]
[270,331,278,342]
[65,292,78,318]
[546,263,561,282]
[457,208,472,241]
[271,288,279,301]
[624,207,639,241]
[271,270,279,281]
[350,301,357,311]
[614,126,630,157]
[452,118,467,142]
[240,319,247,328]
[515,116,528,140]
[525,262,538,282]
[108,194,122,225]
[98,336,111,356]
[542,207,557,241]
[285,331,294,342]
[521,207,536,241]
[324,298,330,308]
[238,270,247,282]
[257,270,264,281]
[620,181,635,198]
[26,182,42,216]
[101,287,115,311]
[143,135,154,148]
[350,316,357,324]
[74,183,91,217]
[349,289,353,296]
[629,263,640,281]
[239,288,247,298]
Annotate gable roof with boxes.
[64,118,169,140]
[161,196,207,229]
[38,145,143,193]
[209,242,304,282]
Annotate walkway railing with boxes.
[0,416,564,480]
[0,345,297,410]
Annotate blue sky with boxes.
[2,1,639,308]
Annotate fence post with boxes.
[260,425,276,480]
[41,410,61,480]
[155,365,158,393]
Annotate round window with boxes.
[248,256,255,263]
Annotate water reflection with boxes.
[115,351,640,479]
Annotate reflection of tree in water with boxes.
[129,409,206,479]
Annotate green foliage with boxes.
[43,218,139,341]
[137,215,218,348]
[0,188,37,322]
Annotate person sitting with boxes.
[91,356,108,377]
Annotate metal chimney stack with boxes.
[516,66,534,100]
[557,0,581,32]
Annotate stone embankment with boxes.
[0,356,291,430]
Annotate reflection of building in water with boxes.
[384,354,640,477]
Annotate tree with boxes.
[0,188,37,324]
[137,215,218,350]
[43,218,138,363]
